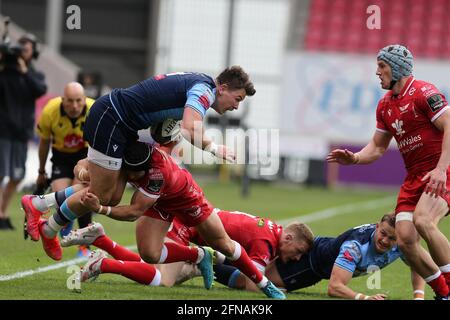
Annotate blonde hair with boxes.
[285,222,314,248]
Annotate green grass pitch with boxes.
[0,181,448,300]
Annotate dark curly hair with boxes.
[216,65,256,96]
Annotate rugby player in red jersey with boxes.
[327,44,450,300]
[62,209,313,292]
[28,135,287,299]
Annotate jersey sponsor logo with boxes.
[398,134,421,148]
[108,160,119,166]
[198,94,210,109]
[398,134,422,151]
[421,85,432,92]
[343,250,354,262]
[147,178,163,193]
[64,134,85,149]
[426,94,445,112]
[399,103,410,113]
[257,218,265,227]
[154,74,166,80]
[348,242,362,260]
[408,87,416,96]
[147,169,164,192]
[422,87,439,99]
[391,119,405,136]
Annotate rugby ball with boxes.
[150,119,181,145]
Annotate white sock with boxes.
[215,251,226,264]
[439,264,450,273]
[45,193,59,209]
[256,275,269,289]
[424,270,441,283]
[149,269,161,286]
[157,245,168,264]
[196,247,205,263]
[32,193,57,212]
[226,240,242,261]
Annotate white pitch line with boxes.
[0,196,395,282]
[0,245,137,282]
[279,195,395,226]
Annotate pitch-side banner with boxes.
[280,51,450,144]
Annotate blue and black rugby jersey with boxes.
[309,224,404,279]
[109,72,216,131]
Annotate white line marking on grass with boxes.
[0,245,137,282]
[279,195,395,225]
[1,196,395,281]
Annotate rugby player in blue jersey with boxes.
[22,67,256,259]
[216,213,427,300]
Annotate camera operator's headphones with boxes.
[18,33,40,59]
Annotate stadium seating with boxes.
[304,0,450,60]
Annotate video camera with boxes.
[0,17,25,67]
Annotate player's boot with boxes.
[434,294,449,300]
[61,222,105,247]
[21,195,46,241]
[79,250,108,282]
[197,246,214,290]
[38,220,63,261]
[261,280,286,299]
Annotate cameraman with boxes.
[0,34,47,230]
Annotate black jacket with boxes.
[0,64,47,141]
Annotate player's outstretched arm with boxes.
[80,190,156,221]
[328,265,387,300]
[181,107,235,162]
[326,131,392,165]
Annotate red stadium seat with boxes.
[302,0,448,59]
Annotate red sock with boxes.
[228,243,264,285]
[443,272,450,288]
[160,242,199,263]
[428,274,449,297]
[93,235,141,261]
[100,259,159,285]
